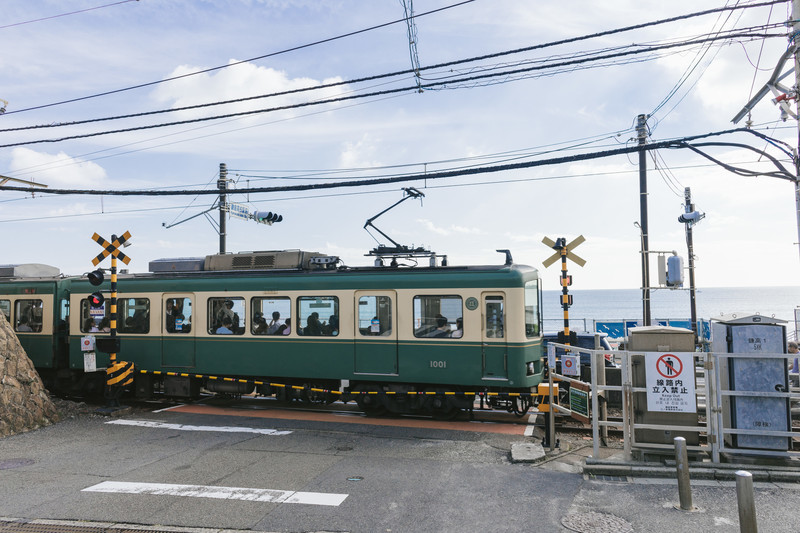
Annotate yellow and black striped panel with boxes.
[107,360,134,387]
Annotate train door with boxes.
[481,292,507,380]
[161,294,195,368]
[354,291,398,375]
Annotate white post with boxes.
[736,470,758,533]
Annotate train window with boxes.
[358,296,392,336]
[117,298,150,334]
[165,297,192,334]
[485,296,504,339]
[208,297,245,335]
[297,296,338,336]
[251,297,291,335]
[0,300,9,321]
[524,280,541,338]
[413,295,462,338]
[15,299,43,333]
[80,299,106,333]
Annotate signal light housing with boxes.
[89,292,105,308]
[88,269,104,286]
[253,211,283,225]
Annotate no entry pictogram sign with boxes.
[655,354,683,378]
[645,352,696,413]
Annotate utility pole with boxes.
[682,187,699,342]
[218,163,228,255]
[637,114,652,326]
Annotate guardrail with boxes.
[546,343,800,463]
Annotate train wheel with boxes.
[354,386,387,416]
[424,389,459,420]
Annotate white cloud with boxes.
[9,148,107,187]
[150,60,347,120]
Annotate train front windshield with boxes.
[524,279,540,337]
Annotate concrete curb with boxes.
[584,458,800,482]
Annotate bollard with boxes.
[673,437,693,510]
[735,470,758,533]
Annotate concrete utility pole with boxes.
[682,187,699,342]
[218,163,228,255]
[637,114,652,326]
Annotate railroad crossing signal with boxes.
[89,230,134,408]
[91,231,131,266]
[541,235,586,268]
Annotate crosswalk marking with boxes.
[83,481,348,506]
[105,419,292,435]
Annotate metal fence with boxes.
[541,318,712,340]
[547,343,799,463]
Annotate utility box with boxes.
[711,314,789,451]
[629,326,699,446]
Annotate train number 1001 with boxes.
[429,360,447,368]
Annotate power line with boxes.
[0,0,139,30]
[1,4,785,134]
[1,0,476,116]
[0,30,782,150]
[0,152,785,224]
[0,128,790,198]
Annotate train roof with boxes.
[0,264,61,279]
[1,251,539,289]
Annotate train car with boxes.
[5,250,545,417]
[0,264,72,386]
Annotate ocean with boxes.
[541,286,800,336]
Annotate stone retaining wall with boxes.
[0,313,58,437]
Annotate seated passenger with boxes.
[428,316,451,338]
[278,318,291,335]
[17,316,34,332]
[253,312,268,335]
[304,312,322,336]
[98,317,111,333]
[451,317,463,338]
[323,315,339,336]
[216,316,233,334]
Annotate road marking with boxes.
[105,419,292,435]
[83,481,348,506]
[524,413,537,437]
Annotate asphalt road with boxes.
[1,400,800,532]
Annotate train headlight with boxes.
[526,362,535,376]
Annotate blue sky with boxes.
[1,0,798,291]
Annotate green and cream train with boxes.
[0,250,545,417]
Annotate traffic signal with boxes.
[87,268,105,308]
[89,292,105,308]
[253,211,283,225]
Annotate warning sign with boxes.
[562,355,580,376]
[645,352,696,413]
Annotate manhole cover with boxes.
[0,459,34,470]
[561,512,633,533]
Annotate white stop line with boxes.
[106,419,292,435]
[83,481,348,507]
